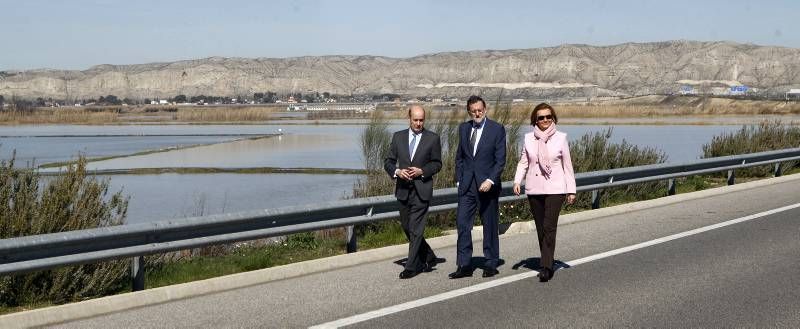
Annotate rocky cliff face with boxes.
[2,40,799,100]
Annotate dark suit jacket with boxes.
[455,118,507,196]
[384,129,443,201]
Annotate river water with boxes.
[0,120,757,224]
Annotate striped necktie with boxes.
[409,133,418,159]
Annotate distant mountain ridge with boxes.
[2,40,799,100]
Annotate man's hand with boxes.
[406,167,423,179]
[478,179,493,193]
[396,168,412,181]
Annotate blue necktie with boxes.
[409,133,417,159]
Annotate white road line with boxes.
[310,202,800,329]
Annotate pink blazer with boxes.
[513,131,577,195]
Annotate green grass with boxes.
[0,301,56,315]
[787,166,800,175]
[145,223,447,289]
[358,221,446,250]
[145,235,345,289]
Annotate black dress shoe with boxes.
[399,269,419,279]
[448,266,473,279]
[482,268,499,278]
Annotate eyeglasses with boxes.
[536,114,553,121]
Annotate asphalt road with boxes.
[347,206,800,328]
[55,177,800,328]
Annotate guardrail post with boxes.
[345,226,357,253]
[591,190,601,209]
[774,163,782,177]
[131,256,145,291]
[345,206,372,253]
[727,170,735,185]
[667,178,676,196]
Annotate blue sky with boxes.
[2,0,798,70]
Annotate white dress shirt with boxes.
[471,119,486,156]
[394,128,423,178]
[408,128,422,160]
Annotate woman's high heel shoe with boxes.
[538,268,552,282]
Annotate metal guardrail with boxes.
[1,147,799,291]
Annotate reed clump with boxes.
[175,106,277,122]
[0,155,129,308]
[0,105,284,124]
[489,101,527,223]
[0,108,119,124]
[352,109,394,199]
[702,120,800,176]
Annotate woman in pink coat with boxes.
[513,103,576,282]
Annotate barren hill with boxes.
[2,40,799,100]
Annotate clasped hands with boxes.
[397,167,423,181]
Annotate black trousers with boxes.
[527,194,566,270]
[399,186,436,271]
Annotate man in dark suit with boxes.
[450,95,507,279]
[384,105,444,279]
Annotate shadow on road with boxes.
[511,258,572,272]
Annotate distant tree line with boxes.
[372,93,402,102]
[0,96,35,112]
[0,91,413,109]
[252,92,277,103]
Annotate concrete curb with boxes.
[2,173,799,328]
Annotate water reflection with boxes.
[107,173,360,224]
[0,136,242,167]
[0,124,285,136]
[87,133,362,169]
[81,124,741,170]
